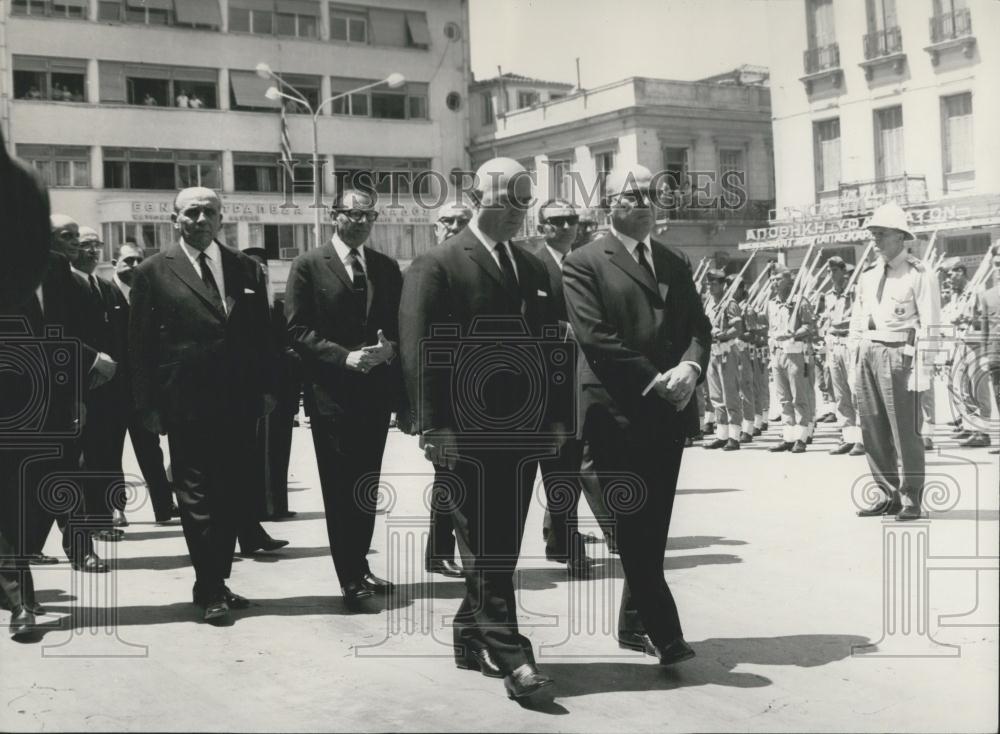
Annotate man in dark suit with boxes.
[129,187,277,625]
[563,165,711,666]
[522,199,597,576]
[108,242,179,525]
[285,189,409,612]
[400,158,559,703]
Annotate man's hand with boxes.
[89,352,117,389]
[653,363,699,411]
[362,329,395,366]
[345,349,378,374]
[420,427,457,469]
[262,393,278,415]
[141,408,165,435]
[395,406,417,436]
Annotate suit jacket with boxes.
[399,226,553,435]
[0,252,97,433]
[562,233,711,441]
[128,241,276,426]
[285,242,404,421]
[270,298,302,410]
[0,139,51,310]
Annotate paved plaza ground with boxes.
[2,398,997,732]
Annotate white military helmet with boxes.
[866,203,914,240]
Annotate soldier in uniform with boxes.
[820,257,863,454]
[854,204,942,521]
[973,242,1000,455]
[703,269,744,450]
[767,266,816,453]
[729,277,757,442]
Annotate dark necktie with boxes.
[88,274,100,299]
[869,264,888,329]
[197,252,224,312]
[495,242,518,294]
[636,242,655,281]
[347,249,368,318]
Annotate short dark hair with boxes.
[537,198,576,223]
[115,241,142,259]
[949,263,967,275]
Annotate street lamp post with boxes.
[255,63,405,252]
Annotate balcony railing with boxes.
[838,175,927,212]
[803,43,840,75]
[863,27,903,59]
[930,7,972,43]
[657,198,775,223]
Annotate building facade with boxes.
[1,0,471,289]
[469,71,775,272]
[752,0,1000,270]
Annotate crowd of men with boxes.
[2,135,999,703]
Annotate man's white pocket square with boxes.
[537,290,548,296]
[244,288,255,294]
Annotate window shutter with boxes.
[174,0,222,26]
[99,61,127,103]
[405,12,430,46]
[369,8,406,46]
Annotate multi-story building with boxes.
[751,0,1000,270]
[1,0,471,287]
[469,69,775,272]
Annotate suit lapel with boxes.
[164,241,226,322]
[606,235,660,300]
[322,243,354,290]
[219,245,242,320]
[510,245,536,307]
[649,240,672,303]
[463,237,507,292]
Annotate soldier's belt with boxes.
[711,341,733,356]
[864,329,913,345]
[769,340,805,354]
[825,335,848,346]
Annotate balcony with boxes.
[800,43,842,94]
[860,27,905,79]
[657,198,775,224]
[925,8,976,65]
[837,175,927,214]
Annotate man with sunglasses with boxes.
[286,188,411,614]
[434,201,472,245]
[563,165,711,668]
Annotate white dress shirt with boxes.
[544,244,567,271]
[114,273,131,304]
[468,217,519,282]
[179,239,227,313]
[331,232,373,313]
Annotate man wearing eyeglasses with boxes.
[434,200,472,245]
[285,188,411,614]
[562,165,711,668]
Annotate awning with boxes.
[369,8,406,47]
[230,70,281,108]
[329,77,375,94]
[405,12,430,46]
[57,0,88,7]
[276,0,319,15]
[229,0,275,10]
[174,0,222,26]
[126,0,174,10]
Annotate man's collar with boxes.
[544,243,567,265]
[885,248,908,270]
[467,216,502,252]
[179,238,219,261]
[610,225,651,254]
[331,232,365,263]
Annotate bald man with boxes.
[400,157,558,701]
[129,187,277,625]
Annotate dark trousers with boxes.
[264,406,296,517]
[584,410,685,647]
[79,390,128,529]
[167,418,257,595]
[444,446,538,674]
[540,438,616,555]
[26,439,96,561]
[425,467,457,565]
[310,412,390,585]
[127,417,174,521]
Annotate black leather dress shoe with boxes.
[769,441,793,453]
[895,504,923,521]
[739,431,753,443]
[752,427,762,437]
[703,438,727,449]
[9,607,36,640]
[269,510,298,520]
[504,663,554,701]
[426,560,463,578]
[72,553,109,573]
[723,438,740,451]
[28,553,59,565]
[857,498,902,517]
[203,599,232,626]
[651,637,697,666]
[849,443,866,456]
[829,441,853,455]
[94,529,124,542]
[360,572,394,593]
[617,630,647,652]
[342,580,380,613]
[959,433,991,448]
[791,440,807,453]
[761,421,769,431]
[112,510,129,528]
[239,533,289,554]
[194,585,250,610]
[455,644,504,678]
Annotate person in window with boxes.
[175,89,190,108]
[25,85,43,100]
[143,93,158,106]
[58,84,73,102]
[189,93,204,109]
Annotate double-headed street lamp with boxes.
[255,62,406,251]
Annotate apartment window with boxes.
[12,0,87,18]
[16,145,90,188]
[278,73,321,113]
[718,148,745,206]
[247,224,314,260]
[517,91,539,109]
[331,78,427,120]
[662,147,689,194]
[233,152,318,193]
[548,158,573,200]
[103,222,175,255]
[228,0,316,37]
[941,93,973,174]
[813,118,842,193]
[330,5,368,42]
[806,0,836,47]
[13,56,87,102]
[334,156,432,196]
[103,148,221,190]
[944,233,989,258]
[330,77,370,116]
[594,150,615,203]
[99,62,218,108]
[550,93,566,101]
[481,93,494,122]
[97,0,222,27]
[865,0,898,32]
[874,105,904,179]
[229,70,283,111]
